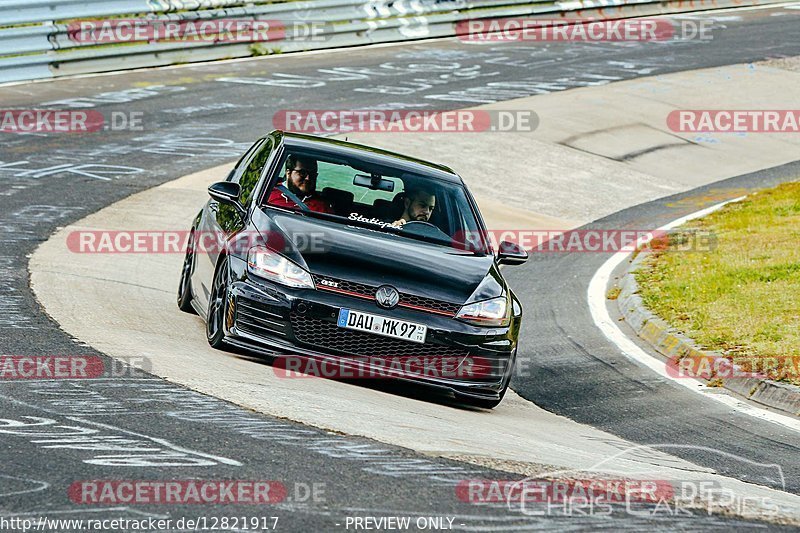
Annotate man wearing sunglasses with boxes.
[268,154,333,214]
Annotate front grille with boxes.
[290,313,466,359]
[314,276,373,298]
[235,298,288,338]
[312,275,461,317]
[399,293,461,315]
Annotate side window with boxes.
[228,139,263,182]
[217,139,274,233]
[237,138,274,206]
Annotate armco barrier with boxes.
[0,0,786,84]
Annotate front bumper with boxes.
[222,265,519,400]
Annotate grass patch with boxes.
[635,182,800,385]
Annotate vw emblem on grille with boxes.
[375,285,400,309]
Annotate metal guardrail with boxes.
[1,0,149,26]
[0,0,787,84]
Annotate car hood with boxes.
[253,209,502,304]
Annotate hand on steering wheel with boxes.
[402,220,438,229]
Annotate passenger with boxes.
[392,188,436,227]
[268,155,333,214]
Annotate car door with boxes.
[194,137,272,313]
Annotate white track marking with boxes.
[588,196,800,432]
[67,417,244,466]
[0,35,463,88]
[0,474,49,497]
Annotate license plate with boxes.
[337,309,427,344]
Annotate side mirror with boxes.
[208,181,245,216]
[497,240,528,266]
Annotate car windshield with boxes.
[261,147,487,252]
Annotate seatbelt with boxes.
[276,184,311,212]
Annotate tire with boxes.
[177,231,197,314]
[206,256,230,349]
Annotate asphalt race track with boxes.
[505,161,800,493]
[2,5,800,531]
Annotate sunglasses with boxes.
[291,168,318,179]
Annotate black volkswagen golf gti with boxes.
[178,131,528,408]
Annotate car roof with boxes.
[276,131,463,184]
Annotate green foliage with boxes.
[635,181,800,384]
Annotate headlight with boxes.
[456,296,510,327]
[247,246,315,289]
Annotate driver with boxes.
[268,155,333,214]
[392,187,436,227]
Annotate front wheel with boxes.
[177,231,197,314]
[206,257,231,349]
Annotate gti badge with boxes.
[375,285,400,309]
